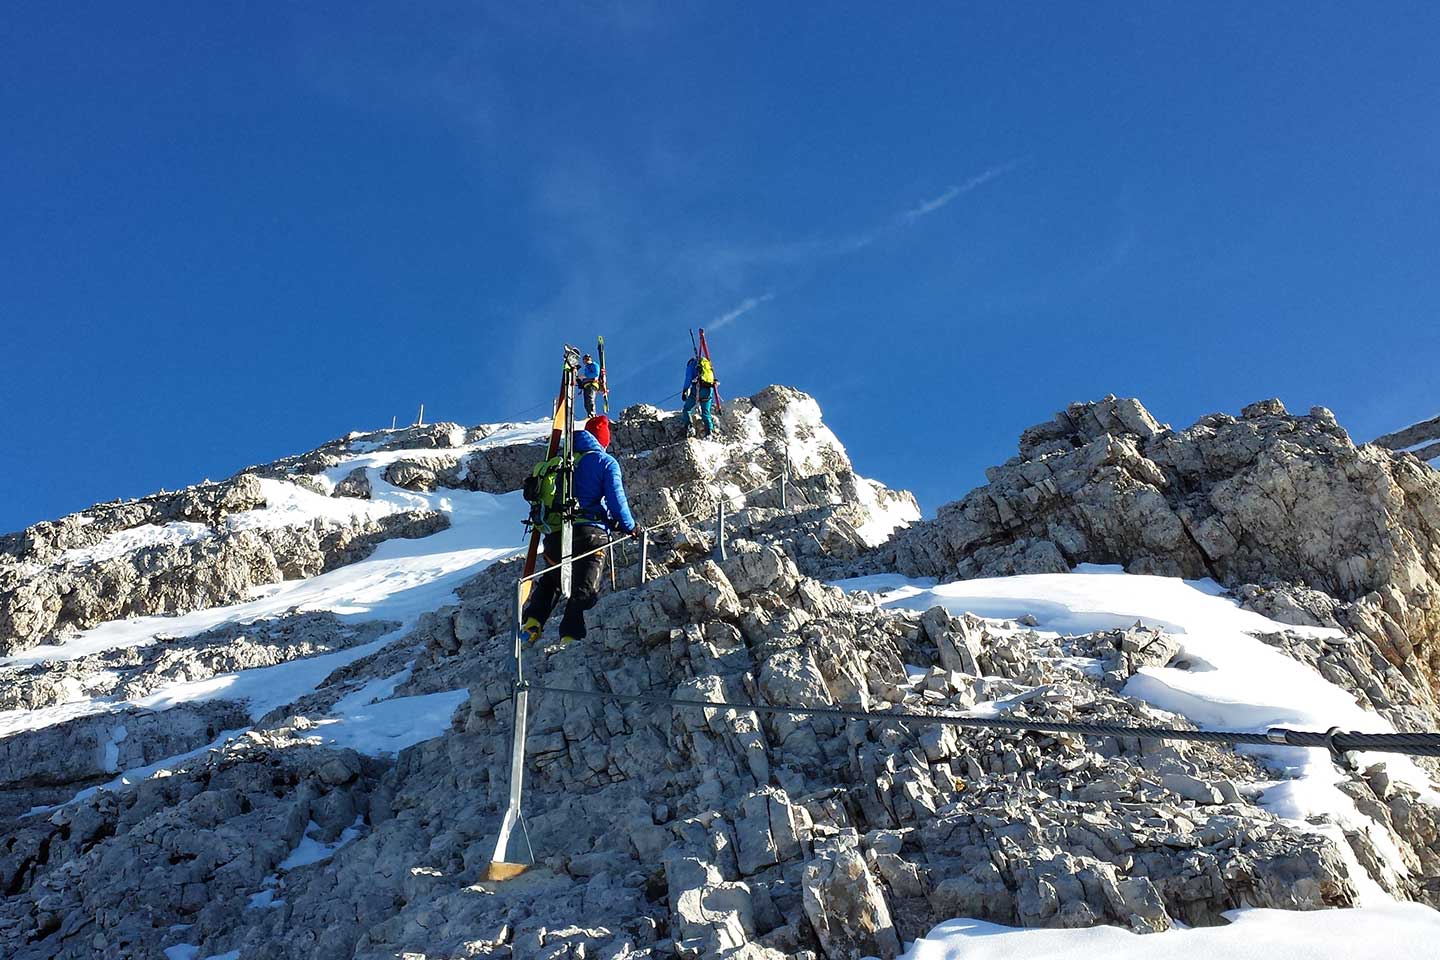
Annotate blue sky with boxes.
[3,3,1439,532]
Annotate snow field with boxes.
[889,902,1440,960]
[6,430,547,813]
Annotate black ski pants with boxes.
[522,524,610,641]
[581,383,599,418]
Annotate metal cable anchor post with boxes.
[486,579,535,879]
[638,528,650,583]
[715,494,727,561]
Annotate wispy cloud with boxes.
[708,157,1030,275]
[902,185,967,222]
[900,157,1029,223]
[709,292,775,330]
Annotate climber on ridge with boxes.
[520,414,639,646]
[681,352,718,438]
[578,353,601,418]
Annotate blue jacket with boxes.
[580,360,600,382]
[572,430,636,532]
[682,357,698,394]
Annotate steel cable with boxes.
[527,683,1440,759]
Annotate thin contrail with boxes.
[902,157,1029,223]
[709,292,775,330]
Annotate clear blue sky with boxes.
[3,3,1438,533]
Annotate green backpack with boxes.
[523,449,593,533]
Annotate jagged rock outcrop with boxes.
[611,387,918,556]
[6,537,1434,958]
[0,418,510,658]
[0,386,929,956]
[2,387,1437,958]
[0,730,383,957]
[881,396,1440,693]
[0,509,444,657]
[0,701,250,819]
[0,612,398,819]
[0,475,269,566]
[0,612,396,713]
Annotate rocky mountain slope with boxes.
[0,389,1436,960]
[880,397,1440,700]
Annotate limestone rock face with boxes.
[613,386,919,554]
[1,388,1437,959]
[0,509,446,657]
[0,475,269,563]
[6,509,1431,958]
[882,395,1440,692]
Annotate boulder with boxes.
[802,833,901,959]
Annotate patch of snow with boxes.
[164,946,200,960]
[61,521,212,565]
[0,696,122,740]
[690,436,733,478]
[317,419,550,491]
[312,688,469,757]
[331,663,414,714]
[129,635,396,721]
[840,572,939,600]
[247,888,283,909]
[891,902,1440,959]
[832,567,1317,640]
[94,727,242,786]
[224,477,405,531]
[101,723,128,773]
[729,406,769,452]
[280,816,365,871]
[2,634,400,740]
[344,435,385,452]
[851,476,921,547]
[780,394,844,475]
[55,474,409,569]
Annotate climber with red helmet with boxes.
[520,415,639,646]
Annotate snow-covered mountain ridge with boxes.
[879,396,1440,703]
[0,388,1437,959]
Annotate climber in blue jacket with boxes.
[578,354,602,418]
[681,356,698,401]
[681,354,716,438]
[521,415,639,645]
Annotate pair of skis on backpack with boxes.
[684,327,722,438]
[575,337,608,417]
[519,328,724,590]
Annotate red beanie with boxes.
[585,415,611,449]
